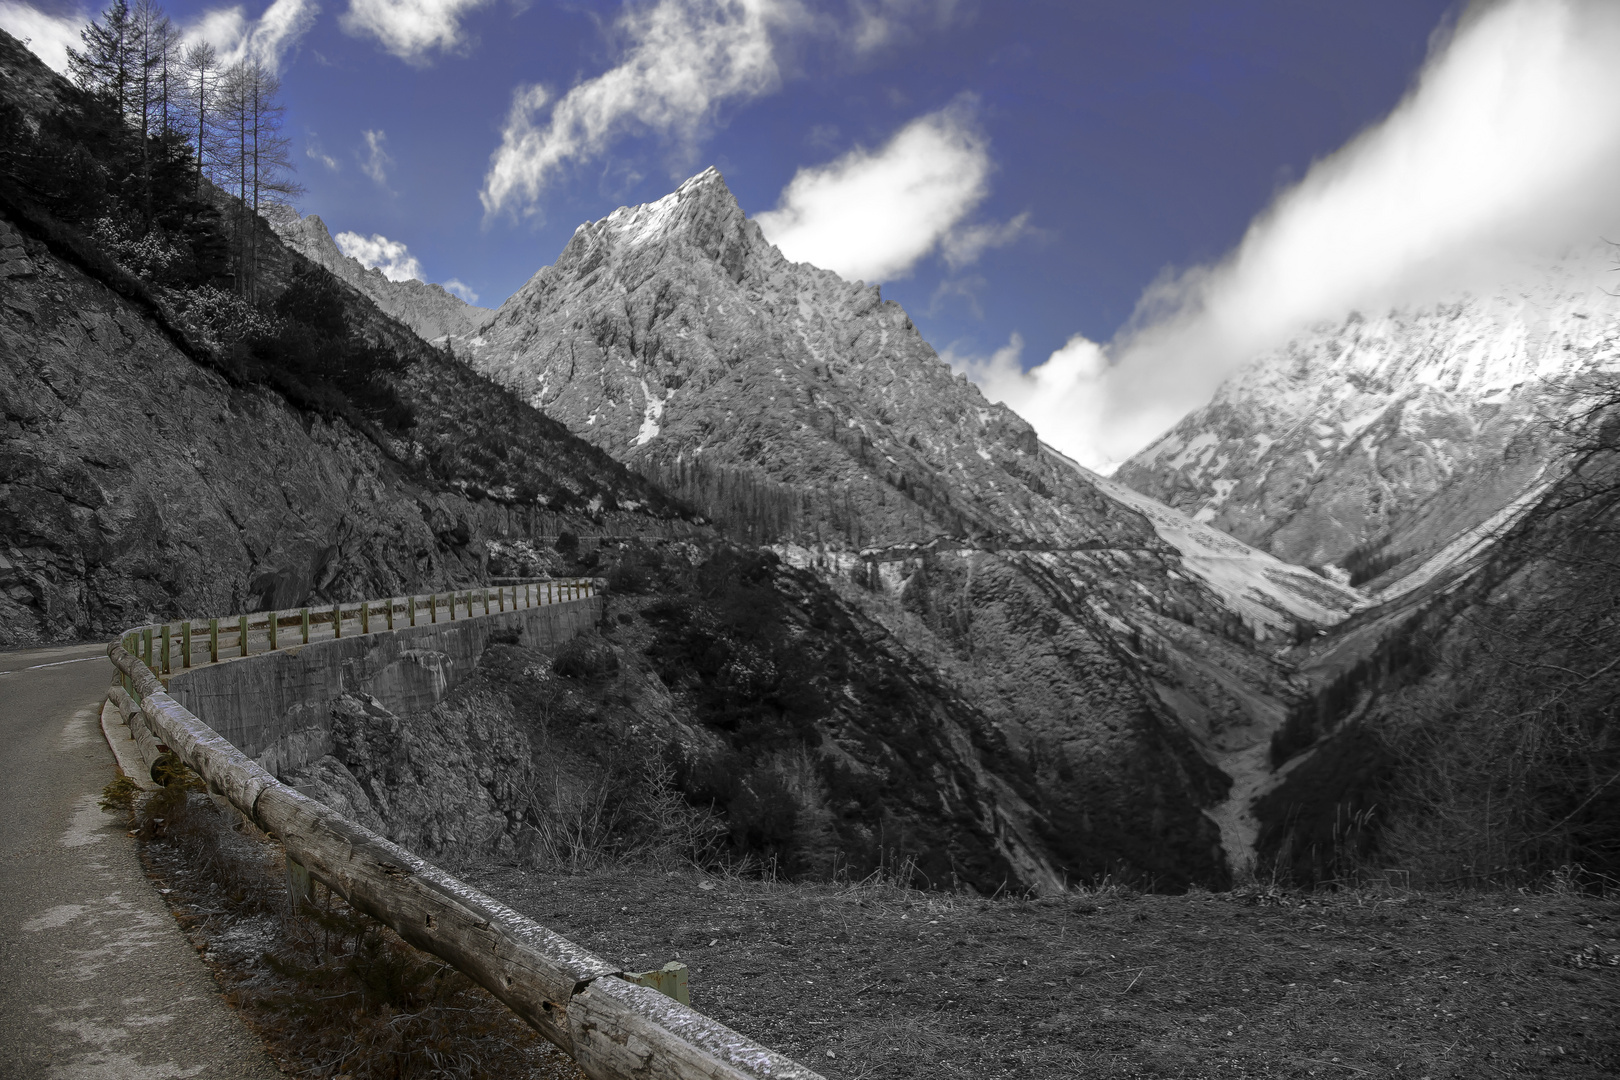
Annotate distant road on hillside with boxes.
[0,643,278,1079]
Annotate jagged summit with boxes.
[474,170,1137,549]
[593,166,740,247]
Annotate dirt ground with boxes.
[458,864,1618,1080]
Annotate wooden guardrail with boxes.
[116,579,594,678]
[108,588,824,1080]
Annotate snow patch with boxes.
[635,377,664,446]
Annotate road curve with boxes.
[0,642,279,1079]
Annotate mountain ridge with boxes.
[1117,248,1620,579]
[272,211,490,347]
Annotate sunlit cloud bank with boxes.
[756,98,1024,282]
[340,0,489,63]
[335,230,423,281]
[963,0,1620,472]
[0,2,86,72]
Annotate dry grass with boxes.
[462,863,1620,1079]
[114,759,1619,1078]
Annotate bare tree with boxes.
[216,57,302,298]
[182,41,219,195]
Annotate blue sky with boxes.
[7,0,1620,467]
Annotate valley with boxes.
[3,3,1618,1077]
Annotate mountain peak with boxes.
[591,166,745,252]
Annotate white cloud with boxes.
[0,2,87,73]
[334,230,423,281]
[481,0,791,218]
[981,0,1620,472]
[755,98,997,282]
[305,133,339,171]
[843,0,964,56]
[441,277,478,303]
[182,0,318,74]
[340,0,489,63]
[359,129,392,187]
[940,211,1029,270]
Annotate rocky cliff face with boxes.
[272,212,490,347]
[0,209,690,645]
[459,168,1372,885]
[1117,251,1620,578]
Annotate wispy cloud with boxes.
[334,230,423,281]
[940,211,1029,270]
[482,0,789,218]
[755,97,1018,282]
[359,129,392,187]
[340,0,490,63]
[0,2,87,73]
[441,277,478,303]
[182,0,319,74]
[843,0,965,56]
[973,0,1620,472]
[305,134,340,171]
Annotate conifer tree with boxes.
[67,0,134,116]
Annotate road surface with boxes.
[0,642,279,1079]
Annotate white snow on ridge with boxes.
[1048,445,1364,635]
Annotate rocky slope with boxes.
[0,32,1234,894]
[459,168,1375,885]
[1117,250,1620,580]
[272,212,489,347]
[0,205,696,644]
[1251,404,1620,887]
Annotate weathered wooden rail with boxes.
[109,585,824,1080]
[117,579,595,678]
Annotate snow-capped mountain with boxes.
[462,167,1372,881]
[1117,249,1620,578]
[468,167,1358,632]
[272,213,490,347]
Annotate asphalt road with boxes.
[0,642,280,1079]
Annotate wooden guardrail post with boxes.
[430,593,438,623]
[209,619,218,663]
[386,599,395,631]
[361,600,370,635]
[238,614,248,657]
[333,602,342,639]
[160,624,170,674]
[269,610,278,651]
[409,595,417,626]
[301,607,310,644]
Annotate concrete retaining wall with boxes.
[165,597,602,775]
